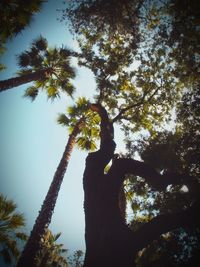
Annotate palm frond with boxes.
[17,51,31,68]
[0,194,16,218]
[61,82,75,97]
[57,114,70,127]
[33,36,48,51]
[0,194,26,265]
[29,46,39,58]
[31,55,43,68]
[9,214,25,228]
[53,232,62,241]
[59,47,72,57]
[15,37,76,99]
[47,86,59,100]
[77,137,97,151]
[61,64,76,78]
[23,86,39,101]
[15,232,28,241]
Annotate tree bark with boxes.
[17,119,83,267]
[0,68,52,92]
[83,104,200,267]
[83,104,136,267]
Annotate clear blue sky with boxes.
[0,0,126,265]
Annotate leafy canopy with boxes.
[61,1,200,266]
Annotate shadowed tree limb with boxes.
[109,158,200,192]
[90,103,114,144]
[88,103,116,168]
[107,157,200,253]
[133,200,200,252]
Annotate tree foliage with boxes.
[0,0,45,70]
[36,229,68,267]
[2,0,199,266]
[61,0,200,266]
[0,194,27,265]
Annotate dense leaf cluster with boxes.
[17,36,76,100]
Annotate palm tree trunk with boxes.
[16,119,83,267]
[0,68,52,92]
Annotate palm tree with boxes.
[36,229,68,267]
[16,117,84,267]
[0,36,76,100]
[17,97,99,267]
[0,194,27,265]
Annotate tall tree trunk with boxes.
[83,104,137,267]
[83,150,137,267]
[17,120,83,267]
[0,68,52,92]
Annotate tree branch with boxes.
[87,103,116,168]
[112,98,145,123]
[133,201,200,252]
[90,103,115,148]
[112,84,163,123]
[109,158,199,192]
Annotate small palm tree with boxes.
[0,36,76,100]
[36,229,68,267]
[0,194,27,265]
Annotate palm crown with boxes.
[17,36,76,100]
[57,97,101,151]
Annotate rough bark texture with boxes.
[0,68,52,92]
[83,104,136,267]
[83,104,200,267]
[17,120,83,267]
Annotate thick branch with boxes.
[90,103,115,150]
[84,103,116,173]
[111,158,199,192]
[133,201,200,252]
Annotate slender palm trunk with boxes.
[17,120,83,267]
[0,68,52,92]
